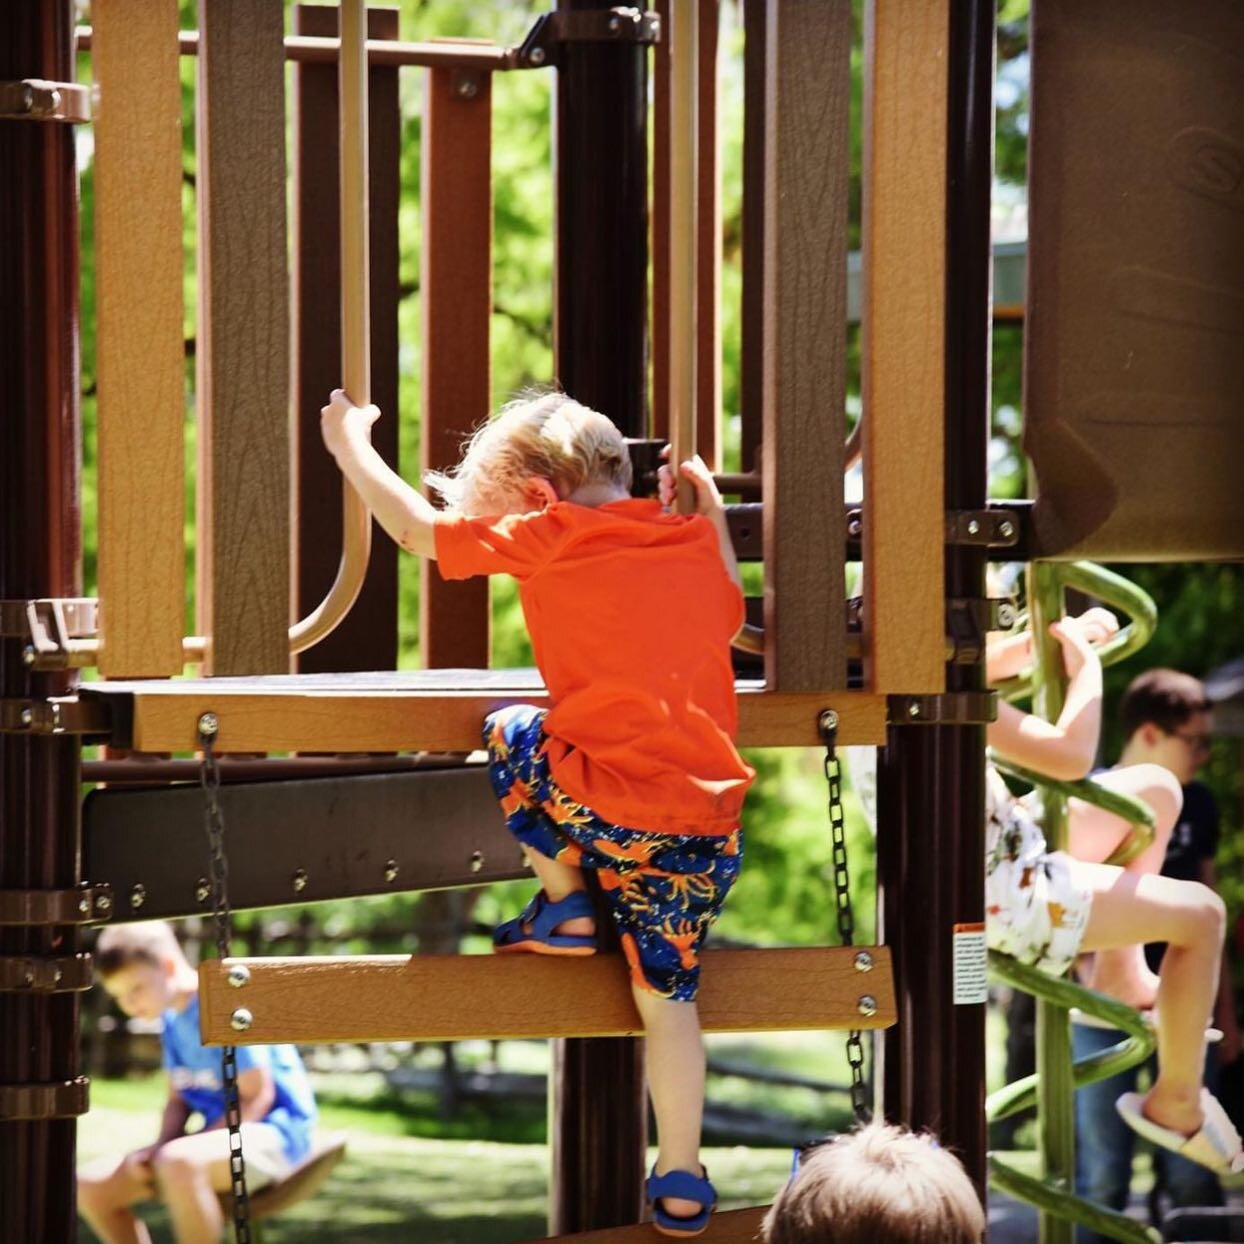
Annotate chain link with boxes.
[198,716,252,1243]
[819,711,872,1126]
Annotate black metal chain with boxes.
[198,714,252,1243]
[818,710,872,1125]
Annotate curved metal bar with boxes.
[288,0,374,656]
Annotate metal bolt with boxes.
[456,77,478,100]
[19,707,33,727]
[384,859,399,884]
[227,964,251,989]
[997,602,1017,630]
[907,700,921,719]
[854,950,874,973]
[197,712,219,739]
[52,967,63,985]
[470,851,485,874]
[78,898,90,915]
[847,517,863,538]
[999,519,1016,540]
[528,45,546,65]
[231,1008,253,1033]
[608,14,620,31]
[858,995,878,1018]
[129,884,146,910]
[95,892,112,914]
[966,518,980,536]
[195,878,211,904]
[292,868,308,894]
[22,645,36,668]
[23,967,35,987]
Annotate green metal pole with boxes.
[1029,562,1076,1244]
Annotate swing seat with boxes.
[215,1134,347,1222]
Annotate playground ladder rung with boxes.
[199,947,895,1045]
[531,1206,770,1242]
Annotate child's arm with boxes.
[658,453,742,592]
[154,1087,192,1145]
[321,389,440,559]
[988,616,1103,781]
[202,1068,276,1131]
[986,606,1119,683]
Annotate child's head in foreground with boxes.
[763,1122,984,1244]
[94,921,193,1023]
[426,388,632,516]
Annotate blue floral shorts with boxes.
[484,705,743,1001]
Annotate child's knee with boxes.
[1173,881,1226,947]
[152,1148,206,1191]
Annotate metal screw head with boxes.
[231,1008,253,1032]
[78,898,90,915]
[907,700,921,719]
[608,14,620,31]
[528,45,546,65]
[999,519,1016,540]
[456,77,478,100]
[996,602,1017,630]
[854,950,874,973]
[195,878,211,904]
[129,884,146,910]
[95,892,113,913]
[292,868,308,893]
[19,707,33,727]
[966,518,981,536]
[847,516,863,538]
[469,851,485,874]
[22,645,36,668]
[23,967,36,987]
[227,964,251,989]
[384,860,399,884]
[197,712,219,739]
[858,994,878,1018]
[819,709,839,735]
[52,967,63,985]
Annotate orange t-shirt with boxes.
[434,498,754,836]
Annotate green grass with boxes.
[78,1074,797,1243]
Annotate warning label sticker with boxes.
[952,922,988,1005]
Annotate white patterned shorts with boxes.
[985,767,1092,976]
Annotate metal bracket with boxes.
[0,884,114,926]
[0,79,91,124]
[516,7,660,69]
[946,596,1019,664]
[947,509,1021,548]
[889,692,998,725]
[0,597,99,670]
[0,696,111,737]
[0,954,93,993]
[0,1077,90,1122]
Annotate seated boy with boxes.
[78,921,317,1244]
[763,1122,984,1244]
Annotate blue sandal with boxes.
[646,1167,716,1238]
[492,891,598,957]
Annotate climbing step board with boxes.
[529,1207,770,1243]
[200,946,895,1045]
[79,671,889,753]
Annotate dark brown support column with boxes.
[552,0,650,1230]
[293,3,400,674]
[876,0,992,1201]
[0,2,84,1237]
[739,0,765,475]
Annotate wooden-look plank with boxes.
[696,0,722,471]
[738,0,766,475]
[420,63,492,668]
[537,1207,769,1244]
[293,4,400,674]
[93,0,185,678]
[196,0,290,676]
[860,0,947,694]
[81,678,889,753]
[761,2,850,693]
[200,946,895,1044]
[651,0,671,443]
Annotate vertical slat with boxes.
[420,64,491,668]
[94,0,185,677]
[739,0,766,475]
[861,0,947,694]
[651,0,671,443]
[695,0,721,470]
[196,0,291,675]
[293,4,400,674]
[761,0,849,692]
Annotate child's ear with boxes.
[523,478,559,508]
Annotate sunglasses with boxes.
[1170,730,1213,753]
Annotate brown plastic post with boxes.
[761,0,850,692]
[695,0,721,471]
[292,4,400,674]
[739,0,765,475]
[93,0,185,678]
[0,1,84,1235]
[420,62,492,669]
[651,0,670,443]
[196,0,291,675]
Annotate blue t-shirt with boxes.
[161,993,317,1163]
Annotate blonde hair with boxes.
[425,388,632,514]
[94,921,186,979]
[763,1123,984,1244]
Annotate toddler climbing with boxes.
[322,386,753,1236]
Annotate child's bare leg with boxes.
[631,985,707,1219]
[1068,764,1181,1010]
[520,847,594,937]
[78,1154,154,1244]
[1076,859,1225,1135]
[152,1135,227,1244]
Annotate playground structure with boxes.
[2,2,1243,1242]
